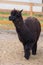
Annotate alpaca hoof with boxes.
[24,55,30,60]
[32,52,36,55]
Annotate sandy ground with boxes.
[0,30,43,65]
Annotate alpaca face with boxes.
[9,9,23,22]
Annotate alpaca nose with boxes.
[9,16,12,20]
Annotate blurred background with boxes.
[0,0,43,30]
[0,1,43,65]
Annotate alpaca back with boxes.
[25,17,41,34]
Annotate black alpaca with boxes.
[9,9,41,60]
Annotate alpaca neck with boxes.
[14,17,24,30]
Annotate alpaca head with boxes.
[9,9,23,23]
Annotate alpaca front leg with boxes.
[24,49,30,60]
[24,44,30,60]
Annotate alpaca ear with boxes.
[19,9,23,13]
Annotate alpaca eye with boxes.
[17,15,20,17]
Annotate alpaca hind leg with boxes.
[32,42,37,55]
[32,33,40,55]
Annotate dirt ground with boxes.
[0,30,43,65]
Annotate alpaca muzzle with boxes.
[9,16,16,21]
[9,16,12,20]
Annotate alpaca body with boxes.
[9,9,41,59]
